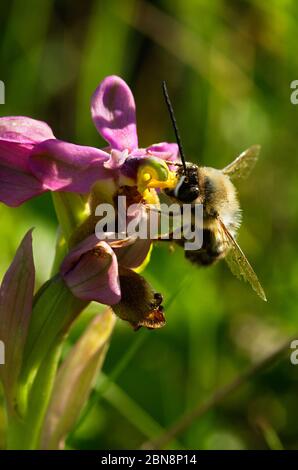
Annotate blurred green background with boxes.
[1,0,298,450]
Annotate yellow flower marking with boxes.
[137,160,177,195]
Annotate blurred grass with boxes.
[1,0,298,450]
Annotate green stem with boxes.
[7,344,62,450]
[52,193,90,242]
[51,228,67,276]
[142,335,298,449]
[18,277,87,416]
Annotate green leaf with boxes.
[40,308,116,449]
[0,230,35,413]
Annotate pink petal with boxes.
[0,116,54,206]
[0,116,54,144]
[61,236,121,305]
[0,140,44,206]
[91,75,138,151]
[30,139,112,192]
[146,142,179,162]
[103,149,128,169]
[114,238,152,269]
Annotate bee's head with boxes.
[161,81,200,203]
[166,163,200,203]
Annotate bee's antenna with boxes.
[162,80,187,175]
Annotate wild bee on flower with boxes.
[0,76,182,331]
[161,81,266,302]
[0,67,269,451]
[0,74,266,342]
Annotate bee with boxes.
[161,81,266,301]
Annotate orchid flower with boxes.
[0,76,179,329]
[61,234,164,330]
[0,76,180,449]
[0,75,178,207]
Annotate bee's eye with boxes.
[171,175,199,203]
[176,183,200,203]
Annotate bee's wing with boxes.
[222,145,260,180]
[218,218,267,301]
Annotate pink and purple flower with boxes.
[0,75,180,328]
[0,75,178,206]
